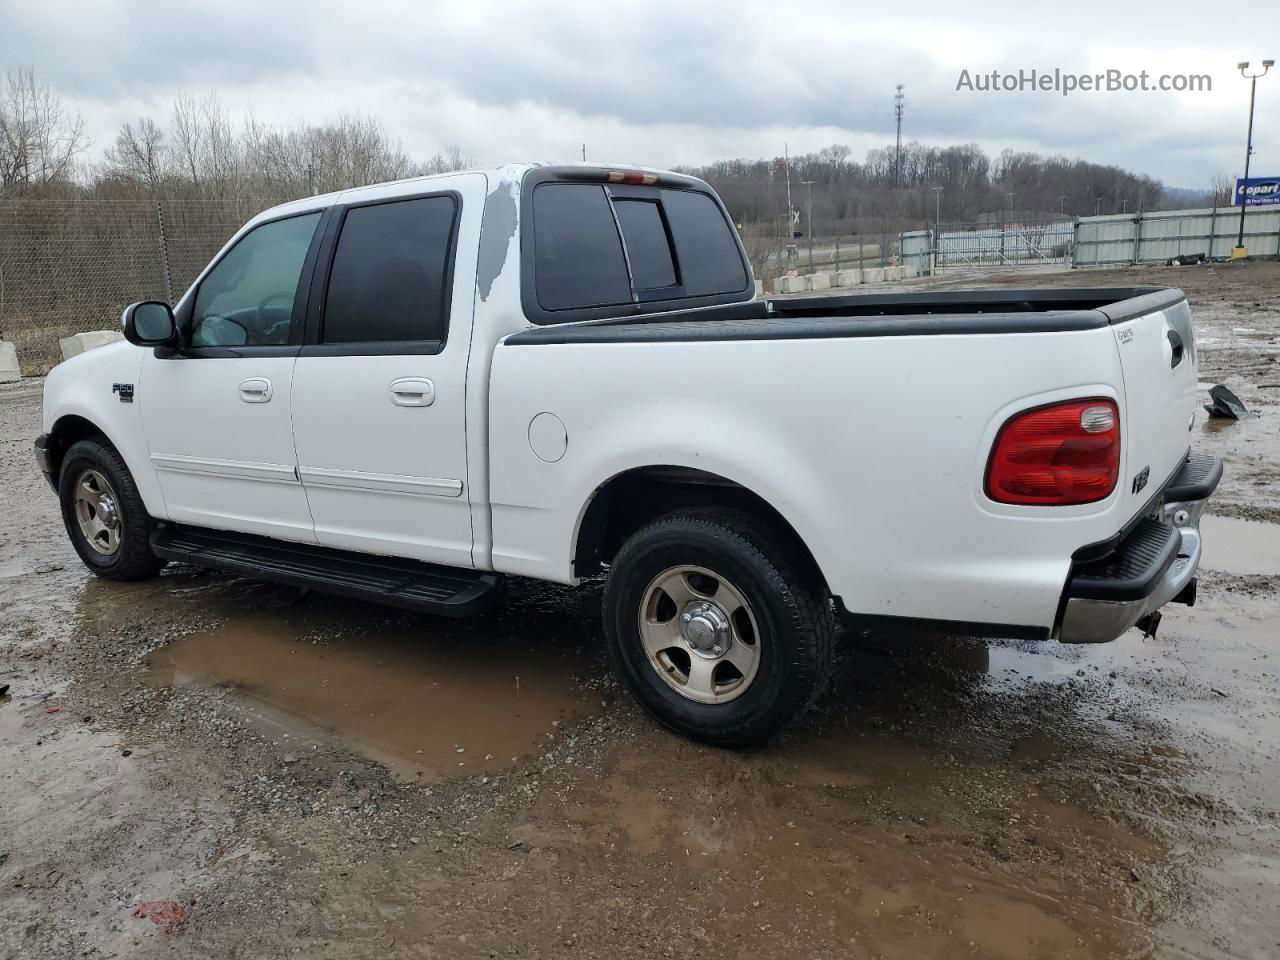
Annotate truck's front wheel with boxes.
[602,507,832,746]
[58,439,166,581]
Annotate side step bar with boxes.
[152,524,502,618]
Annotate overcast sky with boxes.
[2,0,1276,188]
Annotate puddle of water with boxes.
[145,612,602,781]
[1200,514,1280,576]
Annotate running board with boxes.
[151,524,502,617]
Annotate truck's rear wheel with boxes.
[59,439,165,581]
[602,507,832,746]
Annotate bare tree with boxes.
[0,66,88,192]
[102,118,167,189]
[168,91,240,195]
[1208,170,1234,207]
[419,144,470,175]
[170,91,206,189]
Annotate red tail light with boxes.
[985,398,1120,505]
[607,170,658,185]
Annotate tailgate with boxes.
[1107,293,1198,519]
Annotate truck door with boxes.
[140,210,323,542]
[290,176,482,568]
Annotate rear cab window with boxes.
[522,169,751,324]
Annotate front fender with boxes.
[43,342,167,518]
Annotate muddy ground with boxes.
[2,260,1279,959]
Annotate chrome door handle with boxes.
[389,377,435,407]
[238,378,272,403]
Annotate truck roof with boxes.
[251,161,687,225]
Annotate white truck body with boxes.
[36,162,1219,743]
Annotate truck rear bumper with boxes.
[1057,454,1221,643]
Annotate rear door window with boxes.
[323,196,456,344]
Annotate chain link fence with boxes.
[0,198,276,374]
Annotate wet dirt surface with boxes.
[2,261,1279,959]
[145,612,603,783]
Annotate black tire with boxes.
[58,438,166,581]
[602,507,833,746]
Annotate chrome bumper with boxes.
[1057,497,1205,644]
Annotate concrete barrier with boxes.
[778,276,808,294]
[883,266,903,282]
[60,330,124,361]
[836,270,862,287]
[754,279,764,298]
[901,262,920,279]
[862,267,886,283]
[0,341,20,383]
[807,272,831,291]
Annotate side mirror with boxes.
[121,301,177,347]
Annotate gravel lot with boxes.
[2,260,1279,959]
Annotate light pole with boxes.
[1094,196,1103,216]
[1059,194,1067,215]
[800,179,815,268]
[1235,60,1274,256]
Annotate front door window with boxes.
[190,212,320,347]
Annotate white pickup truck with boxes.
[36,163,1220,745]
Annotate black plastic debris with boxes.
[1204,384,1250,420]
[1165,252,1207,266]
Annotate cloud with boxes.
[1,0,1273,186]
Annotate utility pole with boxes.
[800,180,815,267]
[893,84,905,188]
[932,186,942,271]
[1059,195,1067,215]
[582,143,586,162]
[1235,60,1274,256]
[784,142,794,241]
[1002,192,1013,262]
[1094,196,1103,216]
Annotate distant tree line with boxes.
[684,140,1193,245]
[1,67,469,204]
[0,64,1220,227]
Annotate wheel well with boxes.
[47,415,111,483]
[573,466,828,594]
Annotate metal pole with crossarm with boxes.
[1236,60,1274,255]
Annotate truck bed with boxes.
[505,286,1185,345]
